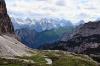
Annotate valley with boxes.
[0,0,100,66]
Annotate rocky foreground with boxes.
[0,50,99,66]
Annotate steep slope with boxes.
[61,21,100,54]
[0,0,33,57]
[0,0,14,33]
[0,34,32,57]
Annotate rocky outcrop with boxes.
[0,0,14,33]
[73,21,100,37]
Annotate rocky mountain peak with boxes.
[0,0,6,14]
[73,21,100,37]
[0,0,14,33]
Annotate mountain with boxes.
[11,17,73,31]
[65,21,100,54]
[15,25,74,48]
[13,17,74,48]
[40,21,100,62]
[0,1,99,66]
[0,0,33,57]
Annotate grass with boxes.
[52,55,96,66]
[0,50,98,66]
[42,51,97,66]
[0,64,22,66]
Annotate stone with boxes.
[0,0,14,33]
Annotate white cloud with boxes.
[5,0,100,23]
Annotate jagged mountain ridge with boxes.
[12,17,74,48]
[11,17,73,31]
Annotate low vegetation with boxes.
[0,50,98,66]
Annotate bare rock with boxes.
[0,0,14,33]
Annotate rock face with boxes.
[65,21,100,54]
[73,21,100,36]
[64,21,100,62]
[0,0,14,33]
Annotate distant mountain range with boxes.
[12,18,75,48]
[11,17,75,30]
[11,17,85,48]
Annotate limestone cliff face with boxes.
[0,0,14,33]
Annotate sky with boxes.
[5,0,100,23]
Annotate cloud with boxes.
[5,0,100,23]
[56,0,66,6]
